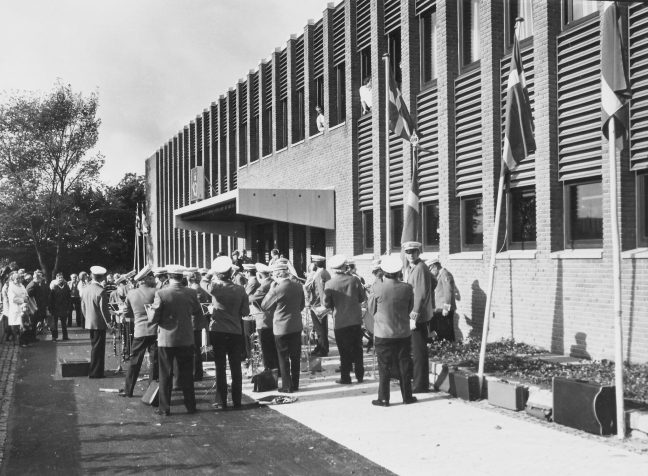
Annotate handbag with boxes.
[251,368,278,392]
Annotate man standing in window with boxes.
[429,259,456,342]
[359,77,372,114]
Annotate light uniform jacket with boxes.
[209,280,250,335]
[7,282,28,327]
[189,284,210,330]
[434,268,457,312]
[250,278,273,329]
[368,278,414,339]
[261,278,305,336]
[81,281,111,330]
[324,272,366,330]
[245,276,260,296]
[310,268,331,307]
[150,282,201,347]
[405,260,435,323]
[124,285,157,338]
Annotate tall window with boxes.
[564,180,603,248]
[360,48,372,85]
[505,0,534,47]
[459,0,481,68]
[390,206,403,251]
[333,63,346,126]
[508,187,536,249]
[277,99,288,150]
[312,76,325,135]
[239,123,248,167]
[461,196,483,250]
[420,9,438,87]
[637,174,648,248]
[362,210,374,252]
[563,0,598,25]
[387,30,402,86]
[262,107,272,156]
[293,89,305,143]
[250,114,259,162]
[422,202,440,251]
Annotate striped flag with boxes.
[502,29,536,171]
[135,203,142,237]
[387,69,416,142]
[601,1,631,150]
[400,152,420,244]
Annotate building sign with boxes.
[189,166,205,202]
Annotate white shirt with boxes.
[359,85,372,113]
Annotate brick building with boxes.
[144,0,648,363]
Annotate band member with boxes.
[120,265,158,397]
[209,256,250,409]
[48,272,71,341]
[81,265,111,379]
[149,264,201,416]
[402,241,435,393]
[324,255,366,384]
[368,255,416,407]
[112,275,131,358]
[308,255,330,357]
[153,267,168,290]
[242,263,259,371]
[261,261,305,393]
[250,263,279,372]
[186,269,209,380]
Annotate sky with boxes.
[0,0,337,185]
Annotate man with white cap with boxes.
[308,254,330,357]
[324,255,367,384]
[368,254,416,406]
[152,267,168,290]
[81,265,112,379]
[402,241,435,393]
[208,256,250,409]
[149,264,201,415]
[119,265,158,397]
[186,269,210,381]
[261,260,305,393]
[242,263,260,371]
[250,263,279,372]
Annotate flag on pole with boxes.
[400,150,420,244]
[601,1,631,150]
[387,68,416,142]
[135,203,142,237]
[502,26,536,171]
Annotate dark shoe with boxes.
[404,396,418,404]
[277,387,293,394]
[335,379,352,385]
[186,408,197,414]
[356,377,364,384]
[372,399,389,407]
[89,375,105,379]
[412,387,430,394]
[118,389,131,398]
[62,337,69,341]
[154,409,170,416]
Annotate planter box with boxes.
[553,377,616,436]
[451,371,480,401]
[60,359,90,377]
[431,361,454,394]
[525,386,553,421]
[488,379,528,411]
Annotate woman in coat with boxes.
[7,272,29,347]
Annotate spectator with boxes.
[68,273,81,327]
[49,272,71,341]
[26,270,49,342]
[7,272,29,348]
[315,106,326,132]
[360,77,372,114]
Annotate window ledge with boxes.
[622,248,648,259]
[329,122,346,131]
[449,251,483,261]
[262,153,273,159]
[496,250,537,260]
[551,249,603,260]
[275,146,288,154]
[310,131,323,139]
[291,139,305,147]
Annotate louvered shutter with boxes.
[228,90,237,189]
[455,68,482,197]
[357,0,371,51]
[313,20,324,78]
[279,49,288,100]
[295,36,305,90]
[385,0,400,35]
[357,115,373,210]
[333,4,345,66]
[415,0,435,16]
[630,3,648,171]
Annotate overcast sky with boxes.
[0,0,336,185]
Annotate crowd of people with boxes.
[0,240,457,414]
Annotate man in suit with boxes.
[186,269,209,381]
[149,264,202,416]
[119,265,158,397]
[429,259,457,342]
[403,241,435,393]
[48,272,71,341]
[81,266,111,379]
[250,263,279,372]
[324,255,367,385]
[309,255,330,357]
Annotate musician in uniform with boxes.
[403,241,435,393]
[308,255,330,357]
[81,265,111,379]
[186,269,209,380]
[149,264,200,415]
[119,265,158,397]
[242,263,259,372]
[368,255,416,407]
[261,261,305,393]
[429,259,457,342]
[250,263,279,372]
[324,255,366,384]
[153,267,168,290]
[208,256,250,409]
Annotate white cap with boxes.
[255,263,271,274]
[310,254,326,263]
[166,264,186,276]
[380,255,403,274]
[198,267,209,275]
[329,254,347,270]
[133,264,153,282]
[211,256,233,274]
[90,266,107,275]
[243,264,256,271]
[152,266,167,276]
[272,261,289,271]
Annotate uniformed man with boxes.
[403,241,435,393]
[368,255,416,407]
[250,263,279,372]
[429,259,457,342]
[119,265,158,397]
[324,255,367,384]
[261,261,305,393]
[186,269,209,380]
[112,274,131,358]
[81,265,111,379]
[153,267,168,290]
[149,264,201,416]
[242,263,260,371]
[309,255,331,357]
[209,256,250,409]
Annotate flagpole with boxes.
[609,118,625,439]
[133,204,138,270]
[383,53,391,255]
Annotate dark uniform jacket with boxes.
[310,268,331,307]
[209,279,250,335]
[250,277,273,329]
[49,283,71,316]
[245,276,260,296]
[324,272,366,330]
[124,285,157,338]
[81,281,111,330]
[189,284,210,330]
[368,278,414,339]
[26,280,49,313]
[434,268,457,312]
[150,282,201,347]
[405,260,435,323]
[261,278,305,336]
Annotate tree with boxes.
[0,81,103,278]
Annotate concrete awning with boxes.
[173,188,335,236]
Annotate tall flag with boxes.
[502,24,536,171]
[601,1,631,150]
[387,69,416,142]
[135,203,142,237]
[400,152,420,244]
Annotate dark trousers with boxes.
[121,320,133,359]
[375,336,413,403]
[334,324,364,382]
[193,330,203,380]
[123,335,158,396]
[242,319,256,361]
[274,331,301,391]
[210,331,243,406]
[431,310,455,342]
[258,327,279,371]
[158,346,195,414]
[72,298,84,327]
[50,313,68,340]
[89,329,106,378]
[310,310,329,354]
[411,323,430,392]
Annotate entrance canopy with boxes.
[174,188,335,237]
